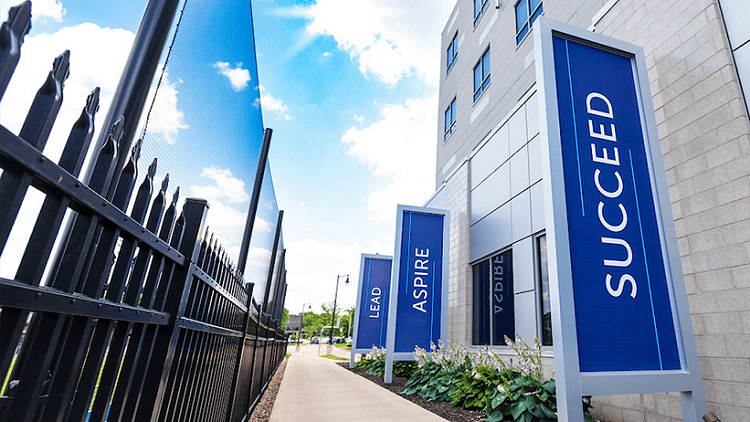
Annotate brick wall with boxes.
[591,0,750,421]
[444,161,472,346]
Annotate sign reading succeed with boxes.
[551,35,680,372]
[353,254,392,351]
[384,205,448,382]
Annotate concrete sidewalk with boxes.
[269,345,448,421]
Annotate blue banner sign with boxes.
[391,207,447,354]
[552,35,680,372]
[354,255,392,350]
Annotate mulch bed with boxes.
[248,358,288,422]
[337,362,488,422]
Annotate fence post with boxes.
[136,198,209,421]
[227,282,254,422]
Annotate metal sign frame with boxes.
[350,253,393,368]
[534,17,707,421]
[384,205,449,383]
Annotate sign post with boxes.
[534,17,707,421]
[384,205,449,383]
[350,254,393,368]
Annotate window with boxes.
[473,48,491,102]
[444,98,456,142]
[515,0,543,44]
[446,32,458,75]
[472,249,514,345]
[474,0,489,26]
[537,234,552,346]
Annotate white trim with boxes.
[588,0,619,31]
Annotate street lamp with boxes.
[329,274,349,345]
[296,302,311,352]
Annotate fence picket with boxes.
[0,1,31,100]
[0,7,287,421]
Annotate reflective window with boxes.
[515,0,543,44]
[474,0,489,26]
[447,32,458,74]
[472,249,514,345]
[473,47,491,102]
[444,98,456,142]
[537,234,552,346]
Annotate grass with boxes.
[334,344,352,350]
[320,355,348,361]
[285,353,291,359]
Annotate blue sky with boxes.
[0,0,454,315]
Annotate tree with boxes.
[281,307,289,330]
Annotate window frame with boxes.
[444,97,456,142]
[515,0,543,45]
[446,32,458,75]
[473,0,489,27]
[536,232,553,346]
[473,47,491,103]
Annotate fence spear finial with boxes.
[0,1,32,100]
[171,186,180,207]
[160,173,169,195]
[86,87,101,116]
[146,157,157,181]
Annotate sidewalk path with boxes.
[269,345,448,421]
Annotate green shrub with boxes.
[355,347,415,377]
[404,337,596,422]
[449,363,505,410]
[403,360,464,402]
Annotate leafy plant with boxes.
[485,374,556,422]
[449,363,504,410]
[403,361,464,401]
[355,347,386,376]
[355,347,414,377]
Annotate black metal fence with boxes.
[0,3,287,421]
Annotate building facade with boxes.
[427,0,750,420]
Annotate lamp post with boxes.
[329,274,349,345]
[296,302,310,352]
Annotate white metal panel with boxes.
[528,135,543,184]
[531,181,546,233]
[514,290,538,342]
[513,236,535,294]
[470,163,510,225]
[509,108,527,155]
[425,184,447,209]
[510,146,530,198]
[511,189,532,242]
[471,125,509,189]
[526,93,540,140]
[720,0,750,48]
[470,203,511,262]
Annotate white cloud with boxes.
[306,0,455,86]
[138,68,188,145]
[284,238,363,313]
[189,167,253,262]
[323,51,332,57]
[0,23,135,164]
[342,95,437,220]
[256,84,292,120]
[190,166,250,204]
[213,61,251,91]
[3,0,67,23]
[353,114,364,123]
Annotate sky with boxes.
[0,0,455,318]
